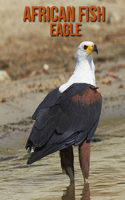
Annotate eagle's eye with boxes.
[84,45,88,50]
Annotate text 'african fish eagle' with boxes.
[26,41,102,183]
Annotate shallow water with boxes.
[0,118,125,200]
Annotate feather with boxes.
[26,83,102,164]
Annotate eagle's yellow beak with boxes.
[84,44,98,55]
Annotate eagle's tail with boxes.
[27,131,76,164]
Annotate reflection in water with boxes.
[61,183,90,200]
[62,183,75,200]
[1,130,125,200]
[81,183,90,200]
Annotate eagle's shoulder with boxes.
[57,83,101,104]
[71,85,102,105]
[32,83,92,120]
[32,87,60,120]
[32,83,101,120]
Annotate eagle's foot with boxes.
[66,167,75,183]
[84,178,89,183]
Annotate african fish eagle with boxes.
[26,41,102,183]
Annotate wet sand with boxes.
[0,117,125,200]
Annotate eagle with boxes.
[26,41,102,183]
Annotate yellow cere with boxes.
[85,43,94,55]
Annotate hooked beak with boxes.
[93,44,98,55]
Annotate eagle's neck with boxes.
[59,54,96,93]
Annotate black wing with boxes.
[32,88,61,120]
[26,83,102,164]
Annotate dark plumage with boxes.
[26,83,102,165]
[26,41,102,182]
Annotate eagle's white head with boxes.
[75,41,98,65]
[59,41,98,93]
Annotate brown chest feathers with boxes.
[71,87,101,105]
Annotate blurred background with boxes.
[0,0,125,117]
[0,0,125,200]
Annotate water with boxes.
[0,117,125,200]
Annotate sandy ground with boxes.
[0,0,125,171]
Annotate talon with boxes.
[84,178,89,183]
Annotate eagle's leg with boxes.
[78,139,90,182]
[60,146,74,182]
